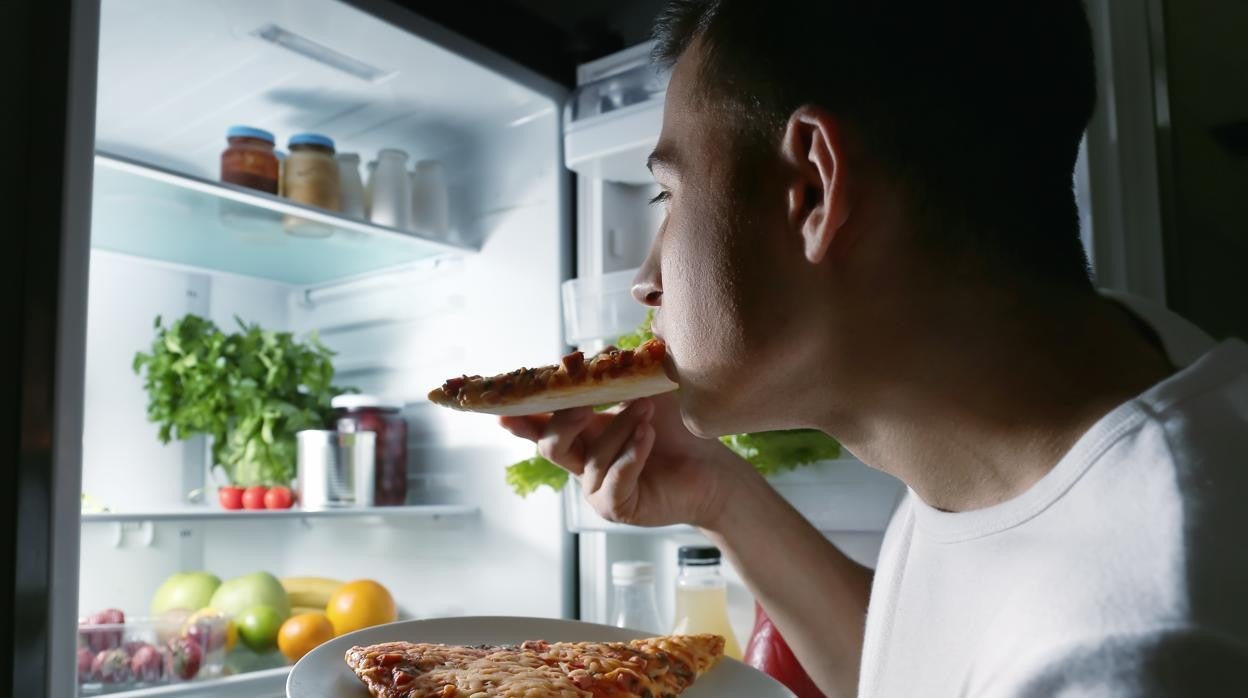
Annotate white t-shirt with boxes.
[858,295,1248,697]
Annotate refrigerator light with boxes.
[253,23,396,84]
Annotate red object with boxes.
[241,486,268,510]
[81,608,125,652]
[264,485,294,509]
[332,395,408,506]
[744,602,826,698]
[167,636,202,680]
[217,486,244,510]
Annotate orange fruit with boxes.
[277,612,335,662]
[325,579,396,636]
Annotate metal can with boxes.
[295,430,376,509]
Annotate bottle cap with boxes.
[226,125,275,143]
[289,132,336,150]
[678,545,721,566]
[612,561,655,583]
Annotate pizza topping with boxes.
[429,339,673,412]
[346,633,722,698]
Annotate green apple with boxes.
[236,605,283,652]
[150,571,222,615]
[208,572,291,620]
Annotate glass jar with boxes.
[331,394,407,506]
[611,561,664,634]
[672,545,742,659]
[283,133,342,211]
[220,126,278,193]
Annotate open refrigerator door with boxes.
[74,0,571,695]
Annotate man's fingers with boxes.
[581,400,654,496]
[498,414,550,442]
[536,407,595,474]
[597,422,655,518]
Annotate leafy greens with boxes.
[133,314,350,487]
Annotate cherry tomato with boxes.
[217,486,244,510]
[264,486,294,509]
[241,486,268,510]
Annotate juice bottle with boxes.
[671,545,742,660]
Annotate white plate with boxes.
[287,615,795,697]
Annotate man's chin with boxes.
[678,390,748,440]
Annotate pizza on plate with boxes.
[345,633,725,698]
[427,339,678,417]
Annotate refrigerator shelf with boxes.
[80,504,478,524]
[84,665,289,698]
[91,152,476,286]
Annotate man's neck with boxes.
[821,288,1174,513]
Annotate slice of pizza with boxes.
[427,338,678,417]
[345,633,725,698]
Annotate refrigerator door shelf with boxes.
[562,268,649,348]
[564,457,905,535]
[564,98,665,185]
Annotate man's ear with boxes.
[781,106,851,263]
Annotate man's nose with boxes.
[632,243,663,307]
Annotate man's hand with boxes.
[499,392,749,528]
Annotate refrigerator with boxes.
[5,0,1178,696]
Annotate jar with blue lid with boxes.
[221,125,278,194]
[283,132,341,212]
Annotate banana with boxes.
[281,576,344,610]
[291,605,328,617]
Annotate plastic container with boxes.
[672,546,742,659]
[368,148,413,230]
[331,394,408,506]
[76,612,228,693]
[220,125,278,194]
[411,159,451,239]
[336,152,366,219]
[611,561,665,634]
[561,268,648,348]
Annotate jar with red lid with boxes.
[331,394,407,506]
[220,125,279,194]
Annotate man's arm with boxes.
[703,465,872,698]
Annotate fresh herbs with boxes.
[503,311,840,496]
[132,314,349,487]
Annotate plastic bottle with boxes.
[671,545,742,659]
[611,561,664,634]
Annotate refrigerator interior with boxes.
[78,0,572,675]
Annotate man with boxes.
[503,1,1248,695]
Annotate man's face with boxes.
[635,41,816,437]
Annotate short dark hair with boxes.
[653,0,1096,289]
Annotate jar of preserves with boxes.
[330,395,408,506]
[220,126,278,194]
[283,133,342,211]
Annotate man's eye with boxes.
[648,190,672,206]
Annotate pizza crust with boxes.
[434,371,678,417]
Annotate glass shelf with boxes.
[80,504,478,524]
[91,153,474,286]
[86,666,289,698]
